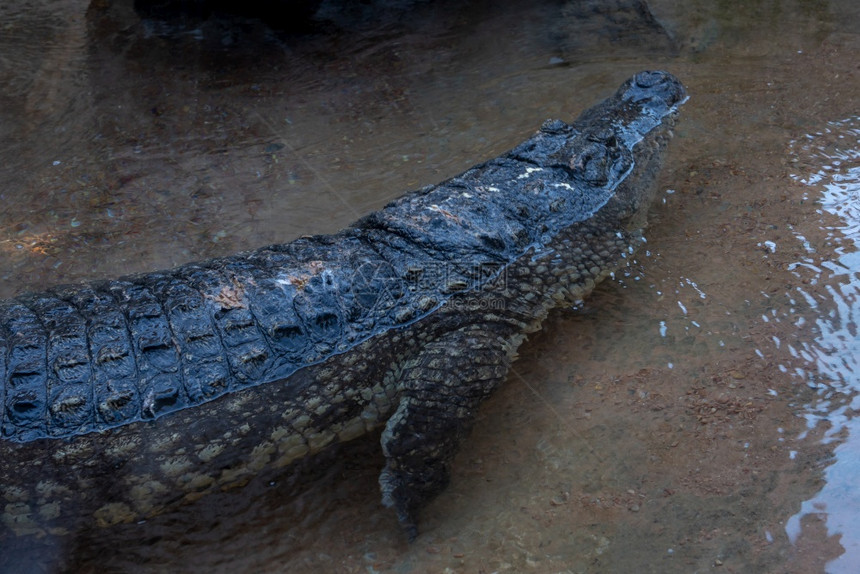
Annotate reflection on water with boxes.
[787,118,860,573]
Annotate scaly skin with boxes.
[0,71,685,539]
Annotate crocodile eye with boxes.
[572,143,611,186]
[588,127,617,149]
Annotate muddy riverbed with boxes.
[1,0,859,572]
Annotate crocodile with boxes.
[0,71,685,540]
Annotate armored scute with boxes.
[0,71,685,540]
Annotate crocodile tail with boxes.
[0,250,331,441]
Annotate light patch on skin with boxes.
[502,332,528,359]
[336,416,367,443]
[197,441,224,462]
[382,361,409,391]
[316,367,336,381]
[182,491,207,504]
[247,442,275,472]
[205,277,247,310]
[36,480,70,501]
[2,486,28,503]
[225,392,253,413]
[372,386,394,416]
[3,502,31,519]
[304,396,323,413]
[217,465,251,487]
[130,480,168,513]
[273,443,310,468]
[280,407,300,422]
[105,435,142,458]
[38,501,61,520]
[2,501,41,535]
[552,182,576,190]
[93,502,135,527]
[306,430,335,453]
[291,414,312,433]
[125,472,155,485]
[273,430,308,456]
[269,426,292,442]
[360,404,381,431]
[52,440,95,463]
[148,432,182,455]
[278,260,325,291]
[322,392,346,411]
[184,473,215,492]
[159,456,194,478]
[180,474,216,503]
[517,166,544,179]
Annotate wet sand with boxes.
[1,0,860,571]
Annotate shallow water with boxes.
[1,0,860,572]
[785,116,860,573]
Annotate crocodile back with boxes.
[0,71,685,442]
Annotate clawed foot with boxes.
[379,462,449,541]
[379,465,421,541]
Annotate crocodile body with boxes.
[0,71,685,539]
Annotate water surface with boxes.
[1,0,860,571]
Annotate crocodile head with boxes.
[572,70,687,230]
[510,70,685,240]
[574,70,687,143]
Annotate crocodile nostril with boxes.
[634,70,666,88]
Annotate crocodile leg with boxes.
[379,322,519,540]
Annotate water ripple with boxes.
[786,116,860,572]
